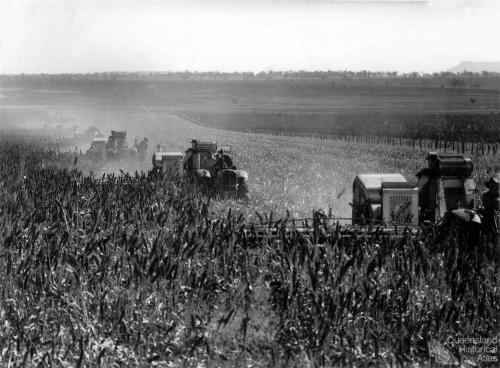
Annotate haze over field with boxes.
[0,0,499,74]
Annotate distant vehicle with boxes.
[87,130,147,161]
[136,137,149,162]
[87,137,107,159]
[105,130,130,160]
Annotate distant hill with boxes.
[449,61,500,73]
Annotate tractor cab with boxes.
[352,174,419,226]
[152,152,184,176]
[417,152,476,223]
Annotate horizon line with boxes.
[1,68,498,76]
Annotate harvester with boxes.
[152,152,184,176]
[250,152,499,240]
[351,152,481,227]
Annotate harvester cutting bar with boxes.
[245,217,418,241]
[245,227,415,241]
[247,216,416,228]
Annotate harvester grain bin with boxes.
[184,139,249,200]
[152,152,184,176]
[417,152,476,223]
[352,174,419,226]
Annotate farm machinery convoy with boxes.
[89,132,499,240]
[151,141,499,239]
[87,133,250,200]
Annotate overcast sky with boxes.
[0,0,499,74]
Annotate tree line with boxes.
[1,70,499,82]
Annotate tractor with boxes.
[155,140,250,201]
[184,140,249,201]
[351,152,499,233]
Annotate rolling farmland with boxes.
[1,78,499,218]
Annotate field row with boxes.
[182,111,500,143]
[178,112,500,156]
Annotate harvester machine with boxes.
[248,152,499,242]
[349,152,484,228]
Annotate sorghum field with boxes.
[0,132,499,367]
[0,77,499,366]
